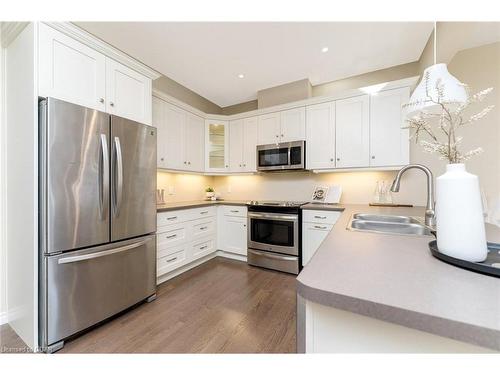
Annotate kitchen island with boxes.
[297,204,500,353]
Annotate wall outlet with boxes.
[168,186,175,195]
[227,185,232,193]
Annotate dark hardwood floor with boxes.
[2,257,297,353]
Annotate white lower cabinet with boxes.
[156,207,217,279]
[302,210,341,266]
[217,205,248,256]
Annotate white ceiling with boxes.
[75,22,434,107]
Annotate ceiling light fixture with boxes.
[238,74,244,79]
[405,21,466,118]
[321,47,329,53]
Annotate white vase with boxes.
[435,163,488,262]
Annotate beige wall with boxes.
[157,171,215,203]
[221,100,258,115]
[153,76,222,115]
[257,78,312,108]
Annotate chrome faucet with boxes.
[390,164,436,227]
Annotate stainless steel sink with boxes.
[347,213,434,237]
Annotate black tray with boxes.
[429,240,500,278]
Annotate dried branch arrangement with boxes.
[404,72,494,163]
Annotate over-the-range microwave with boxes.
[256,140,305,172]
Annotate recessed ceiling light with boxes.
[238,74,244,79]
[321,47,329,53]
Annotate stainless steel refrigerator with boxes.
[39,98,157,353]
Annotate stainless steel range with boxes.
[247,201,308,274]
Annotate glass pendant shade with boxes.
[405,63,467,119]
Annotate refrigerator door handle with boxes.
[113,136,123,217]
[57,238,150,264]
[99,134,110,221]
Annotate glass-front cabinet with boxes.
[205,119,229,173]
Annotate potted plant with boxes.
[205,187,215,199]
[404,73,494,262]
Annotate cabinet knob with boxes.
[110,102,115,107]
[337,158,340,161]
[184,161,187,164]
[371,156,375,159]
[99,98,104,103]
[188,161,191,165]
[160,157,164,161]
[281,134,284,137]
[239,164,242,167]
[275,135,279,138]
[330,158,334,162]
[226,165,228,168]
[243,163,246,167]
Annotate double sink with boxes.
[348,213,435,237]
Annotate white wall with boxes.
[4,23,38,349]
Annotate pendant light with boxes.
[405,22,467,119]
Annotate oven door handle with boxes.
[247,212,298,221]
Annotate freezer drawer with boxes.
[42,235,156,346]
[247,248,299,275]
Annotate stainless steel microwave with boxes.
[256,141,305,171]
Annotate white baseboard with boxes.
[0,311,8,325]
[156,250,247,285]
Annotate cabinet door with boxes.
[185,113,205,172]
[164,104,186,170]
[229,119,244,172]
[242,117,259,172]
[152,97,168,168]
[106,58,152,125]
[302,223,333,266]
[258,112,281,145]
[280,107,306,142]
[306,102,335,170]
[205,120,229,172]
[335,95,370,168]
[370,87,410,167]
[38,23,106,111]
[220,216,248,256]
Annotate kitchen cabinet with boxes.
[38,23,152,124]
[258,108,305,145]
[153,96,167,168]
[370,87,410,167]
[335,95,370,168]
[229,116,258,173]
[163,103,186,170]
[302,210,341,266]
[185,113,205,172]
[105,58,152,125]
[217,205,248,256]
[306,102,336,170]
[205,119,230,173]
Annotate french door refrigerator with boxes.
[39,98,157,352]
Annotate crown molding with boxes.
[0,22,29,48]
[43,22,161,80]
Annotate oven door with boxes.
[247,212,299,256]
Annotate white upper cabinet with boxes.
[105,58,152,125]
[280,107,306,142]
[369,87,410,167]
[205,119,229,173]
[39,23,152,124]
[306,102,336,170]
[258,112,281,145]
[185,113,205,172]
[39,23,106,111]
[153,96,167,168]
[164,103,186,170]
[229,117,259,173]
[335,95,370,168]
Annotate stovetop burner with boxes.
[247,200,309,208]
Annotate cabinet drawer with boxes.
[192,218,216,239]
[303,210,342,225]
[222,205,248,217]
[157,210,190,227]
[157,248,187,276]
[188,206,216,220]
[192,237,216,260]
[157,223,189,248]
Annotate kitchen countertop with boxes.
[296,204,500,351]
[301,203,346,211]
[157,200,249,212]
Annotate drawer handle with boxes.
[167,216,177,220]
[199,226,208,230]
[230,210,239,213]
[166,257,178,263]
[314,215,327,219]
[166,234,177,239]
[200,211,209,214]
[314,225,328,229]
[199,245,208,250]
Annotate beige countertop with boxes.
[296,204,500,351]
[157,200,249,212]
